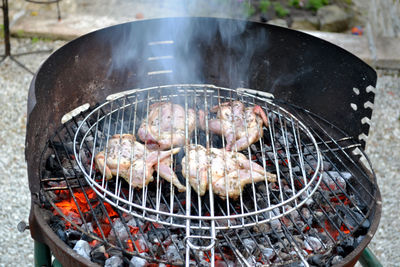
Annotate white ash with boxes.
[283,185,293,194]
[268,208,282,231]
[277,134,294,145]
[259,245,275,260]
[303,159,333,173]
[253,222,271,233]
[105,255,124,267]
[199,260,211,266]
[277,252,291,261]
[320,171,346,192]
[171,234,185,250]
[76,120,91,133]
[136,234,149,251]
[188,260,197,266]
[166,245,181,261]
[304,236,322,252]
[245,255,257,265]
[73,240,91,259]
[331,255,343,265]
[61,158,82,176]
[299,188,315,206]
[225,260,236,267]
[109,218,130,242]
[314,211,325,222]
[284,205,300,222]
[127,217,139,228]
[243,238,257,254]
[194,250,207,262]
[82,222,94,233]
[129,252,148,267]
[301,207,312,220]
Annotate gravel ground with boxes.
[364,71,400,267]
[0,38,398,267]
[0,38,65,267]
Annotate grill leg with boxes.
[34,241,51,267]
[359,247,383,267]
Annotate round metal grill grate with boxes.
[73,84,322,239]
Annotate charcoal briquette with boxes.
[91,251,106,265]
[308,255,323,266]
[56,228,67,243]
[105,255,124,267]
[331,255,343,265]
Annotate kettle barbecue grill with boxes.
[25,17,381,266]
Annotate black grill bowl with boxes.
[26,17,380,266]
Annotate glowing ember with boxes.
[54,188,117,233]
[48,160,361,266]
[324,220,340,241]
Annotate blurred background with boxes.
[0,0,399,266]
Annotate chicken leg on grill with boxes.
[138,102,196,150]
[181,144,276,200]
[95,134,185,191]
[198,101,269,152]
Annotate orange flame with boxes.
[54,188,118,238]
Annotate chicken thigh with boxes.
[138,102,196,150]
[181,144,276,200]
[198,101,269,151]
[95,134,185,191]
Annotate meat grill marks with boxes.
[38,84,378,266]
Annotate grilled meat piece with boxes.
[198,101,269,151]
[95,134,185,192]
[181,144,276,200]
[138,102,196,150]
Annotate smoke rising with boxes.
[104,0,268,89]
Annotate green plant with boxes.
[30,36,52,43]
[274,2,290,17]
[15,29,24,37]
[243,1,256,17]
[31,37,39,44]
[289,0,300,7]
[0,24,4,39]
[307,0,329,11]
[259,0,271,13]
